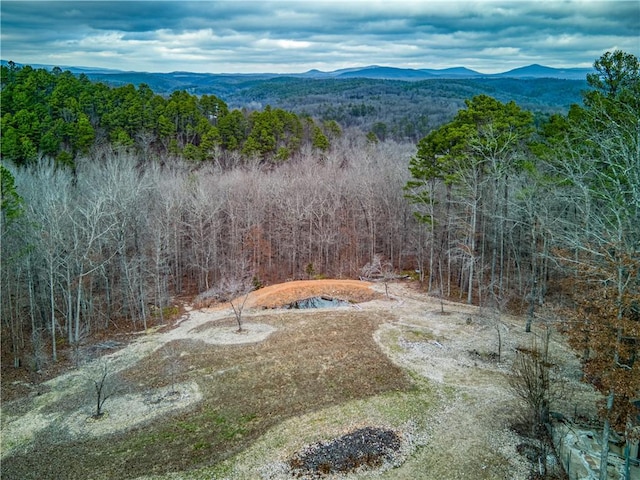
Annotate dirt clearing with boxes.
[1,279,592,479]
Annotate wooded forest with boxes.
[1,51,639,475]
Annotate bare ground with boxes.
[0,279,596,479]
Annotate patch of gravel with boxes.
[188,322,276,345]
[0,381,202,459]
[369,286,534,479]
[488,427,533,478]
[1,410,57,458]
[66,380,202,438]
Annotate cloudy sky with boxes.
[1,1,638,74]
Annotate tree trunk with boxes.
[525,219,537,333]
[66,268,74,344]
[623,437,631,480]
[74,276,83,344]
[599,390,613,480]
[467,186,478,305]
[49,265,57,362]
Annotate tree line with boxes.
[1,136,417,368]
[0,62,338,167]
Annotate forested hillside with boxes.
[220,76,586,140]
[1,52,639,475]
[0,62,339,167]
[2,59,587,143]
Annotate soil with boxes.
[239,279,381,309]
[1,279,597,480]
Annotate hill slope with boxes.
[1,60,588,141]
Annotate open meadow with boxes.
[1,280,596,479]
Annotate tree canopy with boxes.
[0,64,334,167]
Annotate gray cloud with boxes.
[1,1,638,73]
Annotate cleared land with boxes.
[1,280,596,479]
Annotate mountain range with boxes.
[304,64,592,81]
[2,60,593,82]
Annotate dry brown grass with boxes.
[194,279,381,309]
[1,280,597,480]
[1,309,411,480]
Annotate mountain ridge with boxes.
[1,59,593,81]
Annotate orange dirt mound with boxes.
[242,279,379,309]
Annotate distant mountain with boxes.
[294,64,590,80]
[421,67,482,77]
[0,60,126,75]
[495,64,594,80]
[297,65,482,80]
[327,64,592,80]
[1,59,593,82]
[335,66,435,80]
[301,68,329,78]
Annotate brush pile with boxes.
[288,427,401,477]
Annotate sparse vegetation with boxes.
[1,306,413,479]
[91,361,117,418]
[229,288,252,333]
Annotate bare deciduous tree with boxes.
[90,361,117,418]
[509,329,553,434]
[162,343,181,395]
[508,328,557,476]
[229,282,253,333]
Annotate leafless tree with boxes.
[162,343,181,395]
[508,327,569,476]
[90,361,117,418]
[510,329,553,432]
[229,288,252,333]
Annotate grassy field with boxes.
[2,281,590,479]
[2,310,418,479]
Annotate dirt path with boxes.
[367,283,532,478]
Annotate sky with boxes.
[1,1,639,74]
